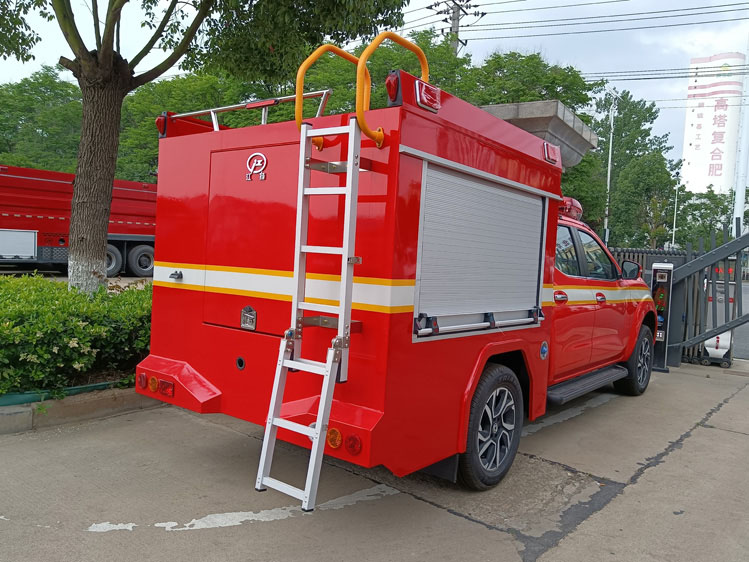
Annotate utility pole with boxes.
[430,0,472,55]
[603,88,621,245]
[450,2,461,54]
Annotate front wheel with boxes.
[614,325,653,396]
[458,364,523,490]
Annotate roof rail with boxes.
[170,90,331,131]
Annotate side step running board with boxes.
[547,365,629,406]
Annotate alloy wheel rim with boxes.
[637,336,651,386]
[477,386,516,471]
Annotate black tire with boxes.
[106,244,123,277]
[614,325,653,396]
[458,364,523,490]
[127,244,155,277]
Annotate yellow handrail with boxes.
[356,32,430,148]
[296,44,371,149]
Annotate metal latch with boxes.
[240,306,256,331]
[347,256,362,265]
[169,270,183,279]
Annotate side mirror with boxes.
[621,260,642,280]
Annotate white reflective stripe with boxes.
[542,286,654,305]
[153,265,414,310]
[154,265,206,286]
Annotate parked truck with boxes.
[136,33,656,510]
[0,164,157,276]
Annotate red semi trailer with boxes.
[0,165,157,276]
[137,34,655,510]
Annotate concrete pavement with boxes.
[1,362,747,562]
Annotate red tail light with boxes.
[137,373,147,389]
[159,380,175,397]
[344,434,362,456]
[386,73,400,102]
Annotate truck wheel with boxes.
[458,364,523,490]
[127,245,154,277]
[614,325,653,396]
[106,244,123,277]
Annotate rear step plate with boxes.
[547,365,629,406]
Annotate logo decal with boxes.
[246,152,267,181]
[540,341,549,360]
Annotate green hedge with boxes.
[0,276,152,395]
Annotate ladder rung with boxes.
[304,187,347,195]
[284,357,328,375]
[298,302,340,315]
[308,125,349,137]
[273,417,316,438]
[301,245,343,255]
[261,477,305,501]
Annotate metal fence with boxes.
[611,221,749,367]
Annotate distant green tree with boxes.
[0,66,81,172]
[593,90,674,245]
[675,186,735,248]
[612,152,676,248]
[471,51,600,112]
[561,153,607,230]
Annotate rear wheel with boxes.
[127,244,154,277]
[106,244,123,277]
[614,325,653,396]
[458,364,523,490]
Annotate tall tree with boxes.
[1,0,405,293]
[612,151,677,248]
[593,90,673,245]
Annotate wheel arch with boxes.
[458,340,543,453]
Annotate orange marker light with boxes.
[148,376,159,392]
[326,428,342,449]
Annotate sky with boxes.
[2,0,748,163]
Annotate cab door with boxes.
[576,229,630,365]
[549,225,596,382]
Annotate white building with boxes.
[681,52,745,194]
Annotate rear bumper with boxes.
[136,355,222,413]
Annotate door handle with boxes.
[596,292,606,303]
[553,291,568,303]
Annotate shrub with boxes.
[0,275,152,395]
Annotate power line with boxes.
[460,3,749,29]
[587,71,749,82]
[657,103,749,109]
[582,64,749,76]
[476,0,630,15]
[463,16,749,40]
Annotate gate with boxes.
[612,220,749,368]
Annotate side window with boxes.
[578,230,616,280]
[555,226,580,276]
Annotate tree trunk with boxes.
[68,62,129,294]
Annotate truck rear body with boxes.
[139,70,564,477]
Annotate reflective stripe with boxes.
[152,263,415,313]
[542,285,653,307]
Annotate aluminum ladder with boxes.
[255,116,362,511]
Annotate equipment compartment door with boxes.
[414,163,546,333]
[202,144,299,336]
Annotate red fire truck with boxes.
[136,33,655,510]
[0,165,157,276]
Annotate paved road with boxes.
[1,363,748,562]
